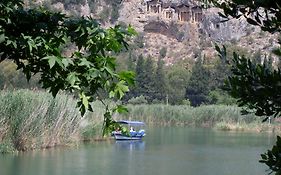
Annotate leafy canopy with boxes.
[208,0,281,33]
[208,0,281,119]
[215,45,281,118]
[208,1,281,174]
[0,0,136,134]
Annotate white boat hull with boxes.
[114,134,144,140]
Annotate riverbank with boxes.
[118,104,280,133]
[0,90,279,153]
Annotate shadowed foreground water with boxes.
[0,127,276,175]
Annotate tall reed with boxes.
[0,90,104,152]
[118,104,259,127]
[0,90,271,153]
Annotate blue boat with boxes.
[112,120,146,140]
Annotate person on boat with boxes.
[130,127,137,136]
[115,127,121,134]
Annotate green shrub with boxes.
[128,95,148,105]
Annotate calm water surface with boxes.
[0,127,276,175]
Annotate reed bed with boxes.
[0,90,276,153]
[0,90,104,153]
[118,104,260,127]
[118,104,281,133]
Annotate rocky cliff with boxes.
[27,0,278,64]
[119,0,277,64]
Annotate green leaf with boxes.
[66,72,79,86]
[27,39,35,52]
[115,80,129,99]
[113,105,129,114]
[79,58,93,68]
[118,71,135,85]
[62,58,74,68]
[42,56,61,69]
[127,25,137,35]
[79,104,86,116]
[6,40,17,48]
[80,92,89,110]
[109,91,115,98]
[104,67,115,76]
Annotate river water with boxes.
[0,127,276,175]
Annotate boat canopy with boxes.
[116,120,145,126]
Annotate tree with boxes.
[134,54,146,98]
[166,61,190,105]
[208,0,281,33]
[153,56,166,102]
[208,53,234,105]
[126,50,136,71]
[211,0,281,119]
[208,0,281,174]
[0,0,136,136]
[142,56,155,102]
[185,57,211,106]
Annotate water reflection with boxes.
[0,127,276,175]
[114,141,145,151]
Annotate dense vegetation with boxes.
[1,89,275,153]
[0,90,111,153]
[0,0,136,137]
[208,0,281,174]
[1,43,276,108]
[0,0,279,152]
[114,43,277,107]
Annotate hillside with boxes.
[118,0,278,63]
[24,0,278,64]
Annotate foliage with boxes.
[185,57,211,106]
[208,0,281,33]
[134,54,146,97]
[181,99,191,106]
[259,136,281,175]
[0,0,136,135]
[122,104,259,127]
[165,60,190,105]
[127,95,148,105]
[141,56,155,102]
[208,1,281,174]
[154,56,166,101]
[252,49,262,65]
[0,60,40,89]
[126,50,136,71]
[216,46,281,118]
[208,2,281,119]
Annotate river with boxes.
[0,127,276,175]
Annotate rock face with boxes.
[199,8,257,43]
[118,0,277,63]
[37,0,277,63]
